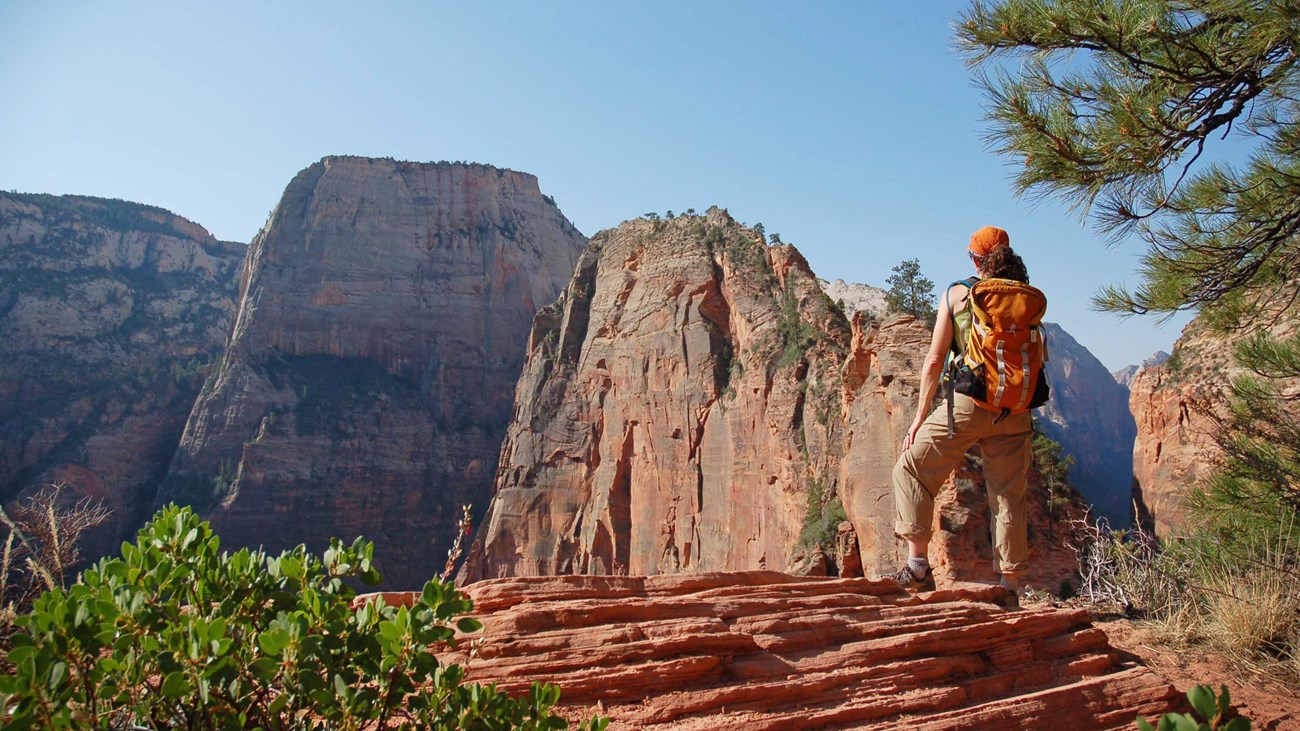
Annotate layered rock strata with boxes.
[410,572,1183,729]
[462,210,850,580]
[160,157,585,587]
[0,192,243,555]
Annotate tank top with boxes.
[949,278,977,356]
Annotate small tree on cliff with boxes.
[885,258,937,327]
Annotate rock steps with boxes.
[375,572,1184,729]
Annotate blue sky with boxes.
[0,1,1192,371]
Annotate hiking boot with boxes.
[997,576,1029,609]
[884,564,935,591]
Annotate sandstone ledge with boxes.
[365,571,1181,729]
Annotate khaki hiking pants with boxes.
[893,393,1032,575]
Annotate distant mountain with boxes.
[818,278,886,319]
[1112,351,1169,389]
[1038,323,1137,526]
[157,156,587,588]
[0,192,244,556]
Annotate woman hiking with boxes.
[883,225,1036,605]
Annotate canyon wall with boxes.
[0,192,243,555]
[1130,313,1299,535]
[158,157,586,587]
[1037,323,1137,527]
[462,209,849,580]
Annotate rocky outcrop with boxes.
[0,192,243,556]
[159,157,586,588]
[1129,312,1300,535]
[411,572,1183,729]
[464,215,1089,592]
[1037,323,1137,527]
[1112,352,1167,391]
[462,210,850,580]
[1131,311,1300,535]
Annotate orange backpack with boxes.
[945,277,1050,432]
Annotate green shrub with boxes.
[0,505,606,730]
[1136,684,1251,731]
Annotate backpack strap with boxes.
[944,277,979,439]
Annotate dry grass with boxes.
[1072,512,1300,684]
[0,483,109,638]
[1071,509,1300,686]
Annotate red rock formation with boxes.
[0,192,243,556]
[160,157,586,587]
[461,210,849,580]
[1130,314,1298,536]
[385,572,1182,729]
[464,215,1089,593]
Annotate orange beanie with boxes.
[969,226,1010,256]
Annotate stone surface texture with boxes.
[818,278,887,320]
[159,157,585,587]
[0,192,243,555]
[377,572,1183,729]
[462,210,850,580]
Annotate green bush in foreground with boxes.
[0,504,607,730]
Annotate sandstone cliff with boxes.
[0,192,244,556]
[464,213,1089,592]
[1036,323,1137,527]
[1130,314,1299,535]
[159,157,585,587]
[462,209,850,580]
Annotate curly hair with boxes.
[978,245,1029,283]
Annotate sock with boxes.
[907,556,929,577]
[999,574,1019,591]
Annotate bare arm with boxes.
[903,285,960,450]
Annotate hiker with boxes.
[885,226,1046,600]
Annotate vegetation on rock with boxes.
[884,258,936,327]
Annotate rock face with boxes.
[159,157,585,587]
[1129,315,1298,536]
[1036,323,1137,527]
[0,192,243,556]
[1112,352,1167,390]
[818,278,886,320]
[462,210,850,580]
[413,572,1183,729]
[464,215,1089,593]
